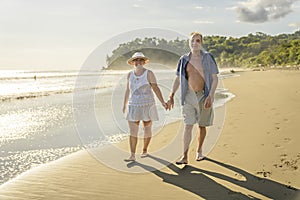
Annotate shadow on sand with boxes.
[127,156,299,200]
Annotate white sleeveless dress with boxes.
[126,69,159,121]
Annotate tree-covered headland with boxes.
[105,30,300,70]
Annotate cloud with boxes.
[289,22,300,27]
[193,20,214,24]
[195,6,203,9]
[226,6,238,11]
[236,0,299,23]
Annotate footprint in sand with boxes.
[256,170,272,177]
[231,152,238,157]
[274,154,299,171]
[234,173,246,181]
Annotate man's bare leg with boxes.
[176,124,193,164]
[196,126,206,161]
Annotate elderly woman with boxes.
[123,52,167,161]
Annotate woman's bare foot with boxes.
[124,155,136,162]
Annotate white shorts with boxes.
[126,103,159,122]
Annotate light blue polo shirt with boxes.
[176,50,219,106]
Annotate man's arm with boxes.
[209,74,218,98]
[167,76,180,110]
[204,74,218,109]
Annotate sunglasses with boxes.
[133,58,145,62]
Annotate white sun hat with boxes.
[127,52,150,65]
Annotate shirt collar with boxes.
[185,49,206,61]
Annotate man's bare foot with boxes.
[141,152,148,158]
[196,152,205,161]
[175,157,188,165]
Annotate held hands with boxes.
[162,92,175,111]
[162,102,168,110]
[166,96,174,111]
[162,101,172,111]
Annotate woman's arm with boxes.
[147,70,167,109]
[123,72,130,113]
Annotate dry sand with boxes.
[0,70,299,200]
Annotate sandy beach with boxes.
[0,70,299,200]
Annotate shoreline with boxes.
[0,75,229,185]
[0,70,299,199]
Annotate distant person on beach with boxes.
[167,32,219,164]
[123,52,168,161]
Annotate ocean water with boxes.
[0,69,236,185]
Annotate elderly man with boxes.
[168,32,219,164]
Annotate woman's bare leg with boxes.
[126,121,139,160]
[142,120,152,155]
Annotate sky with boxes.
[0,0,299,70]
